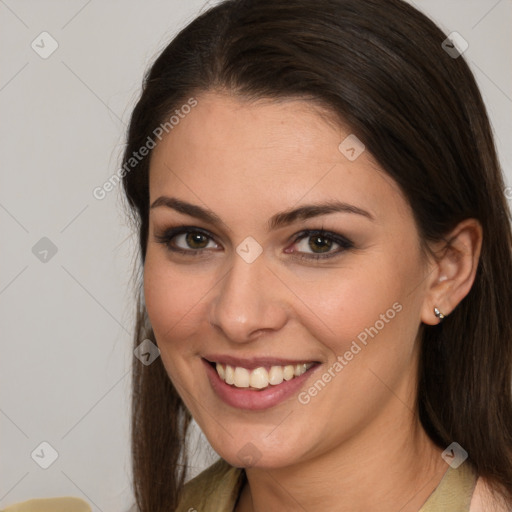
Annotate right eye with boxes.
[154,226,221,256]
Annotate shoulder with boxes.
[469,476,511,512]
[176,458,245,512]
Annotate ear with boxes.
[420,218,483,325]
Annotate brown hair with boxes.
[121,0,512,509]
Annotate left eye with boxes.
[289,230,353,259]
[298,234,336,253]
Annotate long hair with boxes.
[121,0,512,509]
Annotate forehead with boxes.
[148,91,411,225]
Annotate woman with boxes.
[122,0,512,510]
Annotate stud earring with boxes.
[433,306,445,321]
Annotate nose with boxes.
[208,250,289,343]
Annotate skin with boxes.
[143,91,485,511]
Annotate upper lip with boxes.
[203,355,320,370]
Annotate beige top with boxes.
[0,497,91,512]
[0,458,477,512]
[175,457,478,512]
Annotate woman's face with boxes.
[144,91,433,469]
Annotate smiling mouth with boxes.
[209,361,317,390]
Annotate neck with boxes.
[236,408,448,512]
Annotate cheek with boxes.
[293,262,402,346]
[143,253,209,351]
[322,271,422,402]
[301,257,422,395]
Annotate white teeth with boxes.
[225,364,235,385]
[294,363,308,376]
[283,365,295,381]
[214,362,315,390]
[216,363,225,380]
[233,367,250,387]
[268,366,283,385]
[249,367,268,389]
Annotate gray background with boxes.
[1,0,511,510]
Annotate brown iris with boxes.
[309,235,332,253]
[186,232,209,249]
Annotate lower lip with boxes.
[203,359,320,411]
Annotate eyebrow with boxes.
[150,196,375,230]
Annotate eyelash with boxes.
[154,225,354,261]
